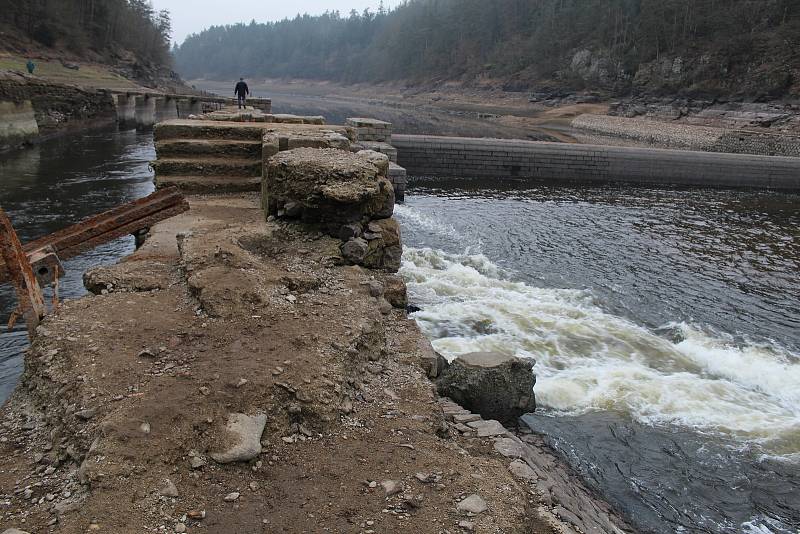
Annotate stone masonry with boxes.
[393,134,800,191]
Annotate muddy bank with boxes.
[0,192,633,533]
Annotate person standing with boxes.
[234,78,249,109]
[26,59,35,74]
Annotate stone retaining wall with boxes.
[0,100,39,149]
[572,114,800,157]
[393,134,800,191]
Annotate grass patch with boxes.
[0,55,141,90]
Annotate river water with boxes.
[396,179,800,533]
[0,128,155,402]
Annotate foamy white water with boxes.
[396,206,800,456]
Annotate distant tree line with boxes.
[0,0,173,65]
[173,0,800,94]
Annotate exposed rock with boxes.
[342,218,402,273]
[210,413,267,464]
[377,298,393,315]
[436,352,536,425]
[160,479,179,498]
[508,459,538,481]
[223,491,240,502]
[466,419,507,437]
[3,529,32,534]
[493,437,525,459]
[264,148,394,230]
[367,281,384,297]
[457,494,488,514]
[341,238,368,264]
[83,261,173,294]
[339,222,362,241]
[418,338,449,378]
[380,480,402,496]
[383,275,407,308]
[356,149,390,176]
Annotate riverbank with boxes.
[0,191,633,533]
[193,78,800,152]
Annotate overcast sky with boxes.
[152,0,403,44]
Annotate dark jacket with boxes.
[234,81,249,97]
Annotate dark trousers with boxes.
[237,95,246,108]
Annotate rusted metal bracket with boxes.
[0,187,189,284]
[0,209,46,336]
[0,187,189,338]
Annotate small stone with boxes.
[380,480,402,496]
[223,492,240,502]
[175,524,187,533]
[211,413,267,464]
[249,481,259,491]
[235,378,248,388]
[508,459,538,481]
[199,386,211,396]
[457,494,487,515]
[367,281,384,297]
[160,479,179,498]
[458,520,475,531]
[137,348,156,358]
[190,456,206,469]
[75,409,96,421]
[377,298,393,315]
[139,422,151,434]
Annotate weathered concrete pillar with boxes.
[154,97,179,124]
[113,94,136,128]
[0,100,39,149]
[134,95,156,130]
[176,98,203,118]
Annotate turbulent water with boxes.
[0,128,155,403]
[396,180,800,533]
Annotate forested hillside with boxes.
[0,0,173,70]
[174,0,800,97]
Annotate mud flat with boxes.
[0,114,631,532]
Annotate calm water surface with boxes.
[397,179,800,533]
[0,128,155,402]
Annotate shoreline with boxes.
[0,191,633,533]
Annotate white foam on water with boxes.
[401,245,800,455]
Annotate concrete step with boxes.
[151,157,261,177]
[361,141,398,163]
[154,120,265,142]
[155,175,261,193]
[156,139,262,159]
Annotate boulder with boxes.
[263,148,393,231]
[435,352,536,425]
[383,275,407,308]
[210,413,267,464]
[418,338,448,378]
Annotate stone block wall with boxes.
[0,75,116,136]
[347,118,392,142]
[0,100,39,149]
[393,134,800,191]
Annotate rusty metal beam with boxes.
[0,209,45,336]
[0,187,189,284]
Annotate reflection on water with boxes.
[397,180,800,533]
[0,128,155,403]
